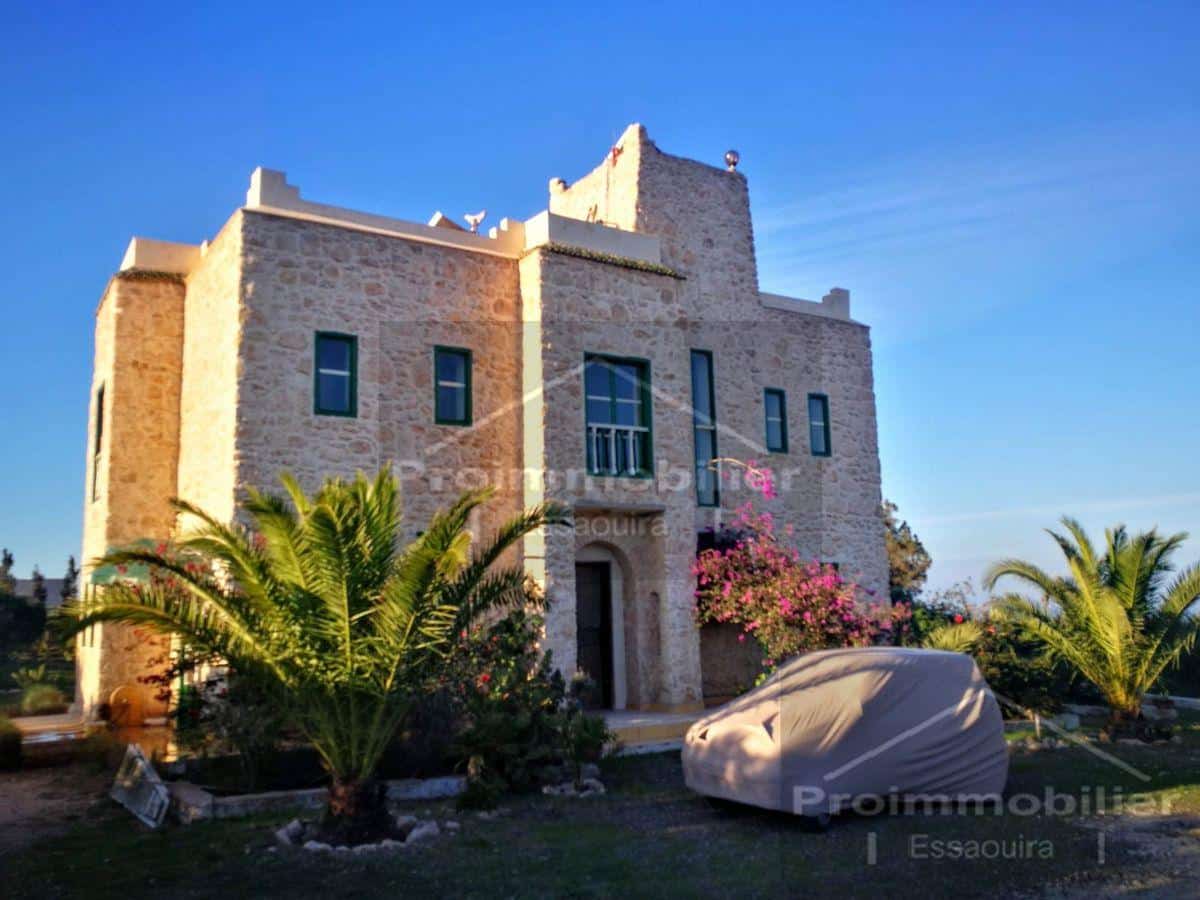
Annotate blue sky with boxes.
[1,1,1197,593]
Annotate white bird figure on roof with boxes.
[464,210,486,233]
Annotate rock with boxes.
[1052,713,1081,732]
[394,813,418,837]
[1141,702,1178,722]
[385,776,467,801]
[581,763,602,781]
[579,778,606,796]
[406,820,440,844]
[274,818,304,848]
[475,810,497,820]
[444,820,460,832]
[302,840,333,852]
[542,779,606,798]
[379,839,403,850]
[1170,735,1183,744]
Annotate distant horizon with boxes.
[2,2,1197,597]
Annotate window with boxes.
[91,384,104,502]
[314,332,357,417]
[434,346,472,425]
[690,350,719,506]
[763,388,788,453]
[584,354,652,477]
[808,393,831,456]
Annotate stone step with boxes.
[604,711,700,748]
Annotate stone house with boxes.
[77,123,887,723]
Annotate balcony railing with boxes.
[587,423,649,476]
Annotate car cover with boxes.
[682,647,1008,816]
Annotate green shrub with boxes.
[11,664,47,690]
[451,610,567,803]
[973,619,1073,716]
[901,586,1074,716]
[159,668,284,792]
[0,715,21,770]
[559,705,615,785]
[20,683,67,715]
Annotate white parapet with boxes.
[522,211,662,264]
[759,287,854,322]
[119,237,202,275]
[243,168,662,265]
[243,167,527,258]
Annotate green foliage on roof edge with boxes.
[541,242,685,279]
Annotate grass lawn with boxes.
[5,717,1200,899]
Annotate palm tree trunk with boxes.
[322,776,391,844]
[1105,706,1142,740]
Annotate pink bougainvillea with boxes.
[693,502,906,673]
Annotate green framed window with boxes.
[764,388,788,453]
[314,332,357,417]
[808,393,831,457]
[584,354,652,477]
[434,346,472,425]
[91,383,105,502]
[690,350,719,506]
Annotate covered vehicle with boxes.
[682,647,1008,819]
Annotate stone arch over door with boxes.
[576,542,629,710]
[573,513,666,710]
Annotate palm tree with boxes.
[70,468,568,843]
[922,620,983,654]
[985,517,1200,732]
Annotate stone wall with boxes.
[77,272,185,720]
[236,210,525,546]
[520,235,886,707]
[699,622,763,703]
[177,214,244,525]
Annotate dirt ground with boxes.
[4,754,1200,898]
[0,763,112,855]
[1046,815,1200,899]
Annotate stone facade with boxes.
[78,272,184,721]
[79,123,887,720]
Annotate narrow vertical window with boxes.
[434,346,472,425]
[808,393,831,457]
[314,332,357,417]
[584,354,651,477]
[691,350,719,506]
[91,384,105,502]
[764,388,788,453]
